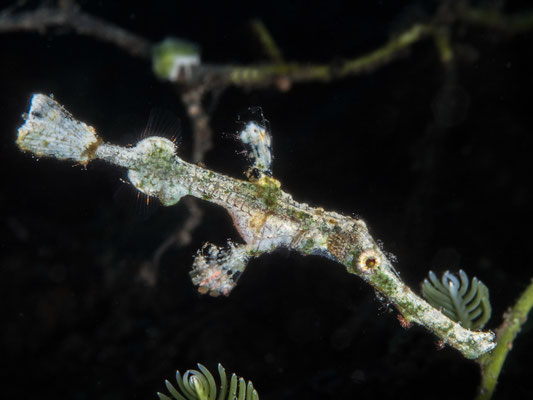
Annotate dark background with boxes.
[1,0,532,399]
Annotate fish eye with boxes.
[358,249,381,272]
[365,257,377,268]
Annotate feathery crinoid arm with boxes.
[422,270,491,331]
[158,363,259,400]
[16,93,496,359]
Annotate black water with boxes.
[1,1,532,399]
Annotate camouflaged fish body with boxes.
[16,93,496,359]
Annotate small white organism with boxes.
[239,121,272,176]
[152,37,201,82]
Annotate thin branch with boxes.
[432,26,454,64]
[457,3,533,34]
[0,6,152,58]
[0,5,431,88]
[476,278,533,400]
[3,3,533,91]
[249,19,285,64]
[0,6,443,89]
[188,23,435,89]
[181,85,212,164]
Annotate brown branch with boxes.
[181,85,213,164]
[0,6,152,58]
[0,5,433,90]
[0,6,436,89]
[3,3,533,92]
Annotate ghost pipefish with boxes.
[16,93,495,359]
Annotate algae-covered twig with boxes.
[5,2,533,90]
[16,93,496,359]
[476,279,533,400]
[457,2,533,34]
